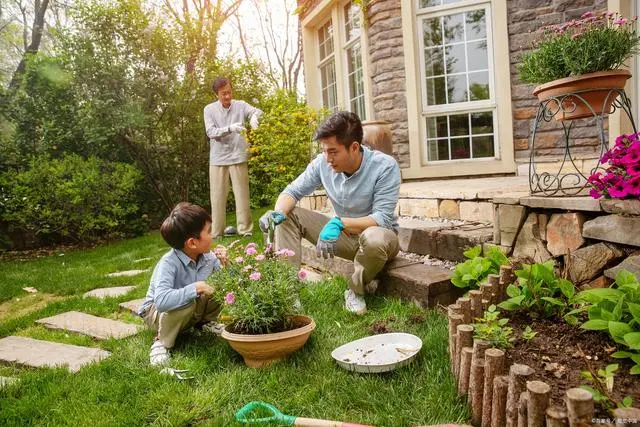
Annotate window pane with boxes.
[346,41,365,119]
[318,21,334,61]
[320,61,337,111]
[468,71,490,100]
[427,139,450,161]
[421,0,441,7]
[471,111,493,134]
[344,2,361,42]
[423,18,442,47]
[449,113,469,136]
[443,13,464,44]
[466,10,486,40]
[451,137,471,159]
[445,44,466,74]
[447,74,467,103]
[426,77,446,105]
[467,41,488,71]
[425,47,444,77]
[472,136,495,158]
[426,116,448,139]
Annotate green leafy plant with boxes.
[498,260,576,319]
[572,270,640,375]
[520,11,640,84]
[208,241,306,335]
[581,363,633,411]
[522,326,538,342]
[451,246,510,290]
[472,305,515,349]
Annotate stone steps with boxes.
[300,242,462,308]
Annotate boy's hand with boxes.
[195,281,214,298]
[213,245,229,266]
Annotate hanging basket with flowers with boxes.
[520,11,640,120]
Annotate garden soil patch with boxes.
[506,313,640,417]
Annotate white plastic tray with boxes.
[331,332,422,373]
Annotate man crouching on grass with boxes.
[138,202,221,366]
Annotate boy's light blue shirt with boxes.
[139,249,221,315]
[282,147,401,230]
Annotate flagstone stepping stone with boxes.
[119,298,145,315]
[36,311,141,340]
[106,269,148,278]
[0,336,110,373]
[0,376,18,388]
[83,286,136,299]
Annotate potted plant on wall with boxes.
[519,11,640,120]
[208,241,315,368]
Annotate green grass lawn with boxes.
[0,211,470,426]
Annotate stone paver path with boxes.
[301,268,323,283]
[83,286,136,299]
[106,269,148,278]
[119,298,145,315]
[0,336,110,373]
[36,311,141,340]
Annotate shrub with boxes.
[519,11,640,84]
[247,92,324,208]
[0,154,148,248]
[473,305,515,349]
[588,132,640,199]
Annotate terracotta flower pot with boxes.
[221,315,315,368]
[362,120,393,155]
[532,70,631,121]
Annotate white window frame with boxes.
[401,0,515,178]
[317,18,338,111]
[341,1,367,119]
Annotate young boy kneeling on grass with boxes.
[138,202,221,366]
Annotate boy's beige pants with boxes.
[274,207,399,295]
[209,163,253,237]
[142,296,220,348]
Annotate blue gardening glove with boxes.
[316,217,344,259]
[258,210,286,233]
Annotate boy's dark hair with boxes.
[314,111,363,150]
[212,77,231,94]
[160,202,211,249]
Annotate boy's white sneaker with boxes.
[149,340,170,366]
[344,289,367,315]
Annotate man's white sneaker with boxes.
[149,340,170,366]
[344,289,367,315]
[365,279,380,294]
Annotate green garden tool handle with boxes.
[235,401,296,425]
[235,401,373,427]
[267,216,276,246]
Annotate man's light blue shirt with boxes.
[139,249,221,315]
[282,147,401,229]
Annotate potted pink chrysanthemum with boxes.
[208,241,315,367]
[588,132,640,199]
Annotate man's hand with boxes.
[195,281,214,298]
[250,115,259,130]
[229,123,246,133]
[316,217,344,259]
[258,210,286,233]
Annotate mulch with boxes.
[505,312,640,417]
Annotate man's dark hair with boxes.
[212,77,231,94]
[160,202,211,249]
[314,111,363,149]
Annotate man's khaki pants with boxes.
[209,162,253,238]
[142,296,220,349]
[275,207,399,295]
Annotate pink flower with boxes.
[255,254,265,261]
[626,162,640,176]
[589,188,603,199]
[626,176,640,196]
[285,249,295,257]
[614,17,627,25]
[225,292,235,305]
[246,242,257,249]
[243,265,253,272]
[235,256,244,263]
[245,246,258,255]
[581,11,595,19]
[249,272,261,281]
[608,181,630,198]
[298,269,308,280]
[264,244,273,254]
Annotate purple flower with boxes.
[255,254,265,261]
[626,162,640,176]
[614,17,628,25]
[249,272,261,281]
[245,246,258,255]
[235,256,244,263]
[626,176,640,196]
[225,292,235,305]
[298,269,308,280]
[608,181,630,198]
[589,188,603,199]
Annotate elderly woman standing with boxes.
[203,77,263,238]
